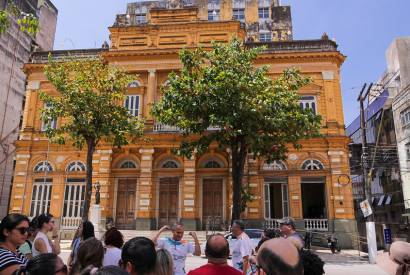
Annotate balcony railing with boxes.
[265,218,329,231]
[304,219,328,231]
[153,123,221,133]
[153,123,181,132]
[264,218,281,229]
[61,217,82,230]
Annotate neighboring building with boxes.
[121,0,292,42]
[388,37,410,215]
[10,4,357,247]
[0,0,57,217]
[347,87,408,248]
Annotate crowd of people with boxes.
[0,213,329,275]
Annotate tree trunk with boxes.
[231,139,247,222]
[82,139,95,221]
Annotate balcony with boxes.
[60,217,82,230]
[304,219,328,231]
[265,218,329,231]
[153,123,181,133]
[153,123,221,133]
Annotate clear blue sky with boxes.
[52,0,409,125]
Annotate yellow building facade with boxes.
[10,5,357,246]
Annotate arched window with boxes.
[34,161,53,172]
[161,160,179,168]
[120,160,137,169]
[128,80,141,88]
[204,160,222,168]
[301,159,324,170]
[263,160,287,171]
[66,161,86,172]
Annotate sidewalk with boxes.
[59,241,389,274]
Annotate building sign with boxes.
[360,199,373,217]
[383,228,392,245]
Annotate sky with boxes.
[52,0,410,125]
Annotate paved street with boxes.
[59,241,388,274]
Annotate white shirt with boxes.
[157,237,195,275]
[231,232,252,271]
[32,231,52,257]
[103,246,122,267]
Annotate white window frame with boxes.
[301,159,324,170]
[264,181,289,219]
[124,95,140,117]
[136,13,146,24]
[233,8,245,20]
[66,161,86,172]
[401,109,410,127]
[300,96,317,115]
[259,33,272,42]
[62,178,85,220]
[263,160,287,171]
[264,183,271,219]
[41,103,57,132]
[30,178,52,217]
[258,7,269,19]
[34,161,53,172]
[208,9,220,21]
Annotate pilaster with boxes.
[146,70,157,119]
[288,175,302,218]
[138,148,155,219]
[182,156,197,222]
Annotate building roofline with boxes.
[29,48,106,63]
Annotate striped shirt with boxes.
[0,247,28,272]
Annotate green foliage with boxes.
[40,57,144,150]
[0,3,39,36]
[152,38,322,218]
[152,38,321,160]
[17,13,39,36]
[40,57,144,220]
[0,10,9,34]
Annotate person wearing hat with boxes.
[279,217,304,249]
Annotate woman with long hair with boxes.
[70,238,104,275]
[155,249,174,275]
[0,214,29,275]
[13,253,67,275]
[32,214,60,257]
[68,221,95,270]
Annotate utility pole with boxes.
[357,83,377,264]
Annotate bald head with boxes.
[205,234,230,259]
[257,238,303,275]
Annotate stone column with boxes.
[145,69,157,119]
[137,148,155,229]
[181,156,197,230]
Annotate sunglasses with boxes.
[55,264,67,274]
[14,227,29,235]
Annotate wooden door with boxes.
[115,179,136,229]
[158,177,179,227]
[202,178,223,229]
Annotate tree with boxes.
[152,39,322,221]
[40,58,144,220]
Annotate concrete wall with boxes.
[389,37,410,211]
[0,1,57,217]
